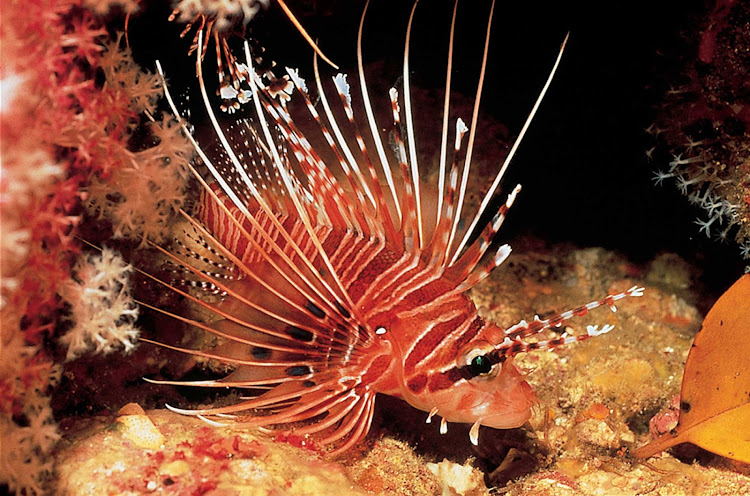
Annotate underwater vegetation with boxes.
[1,0,191,492]
[1,0,749,495]
[649,0,750,267]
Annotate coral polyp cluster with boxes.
[649,0,750,264]
[0,1,191,492]
[58,248,139,361]
[171,0,270,31]
[652,127,749,248]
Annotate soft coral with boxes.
[58,247,140,360]
[1,0,190,493]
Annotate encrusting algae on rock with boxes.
[57,407,371,495]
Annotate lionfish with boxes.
[142,0,644,456]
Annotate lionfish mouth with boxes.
[134,0,644,455]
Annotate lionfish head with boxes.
[384,275,644,444]
[453,331,537,430]
[415,321,538,431]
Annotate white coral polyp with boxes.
[172,0,270,30]
[59,248,139,360]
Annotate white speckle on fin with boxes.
[455,117,468,142]
[333,73,351,106]
[220,85,239,100]
[286,67,307,93]
[586,324,615,337]
[389,88,400,113]
[494,244,512,265]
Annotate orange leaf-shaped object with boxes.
[633,274,750,463]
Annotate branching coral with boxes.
[84,38,193,244]
[171,0,271,31]
[0,412,59,496]
[649,0,750,266]
[84,112,193,244]
[0,0,192,492]
[59,248,139,360]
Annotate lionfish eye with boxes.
[457,340,499,379]
[469,355,492,376]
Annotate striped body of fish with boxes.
[146,0,644,455]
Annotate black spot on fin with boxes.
[286,365,312,377]
[306,301,326,319]
[334,301,351,319]
[286,326,314,342]
[251,346,271,359]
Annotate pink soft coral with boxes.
[1,0,190,492]
[83,38,192,244]
[59,248,139,360]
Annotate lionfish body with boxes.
[195,182,535,431]
[149,0,644,455]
